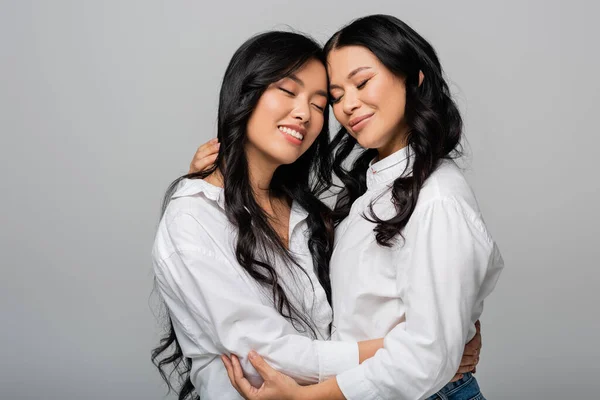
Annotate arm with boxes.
[334,198,503,400]
[221,198,498,400]
[222,352,346,400]
[154,212,361,386]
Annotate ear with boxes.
[418,70,425,87]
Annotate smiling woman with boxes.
[245,59,328,166]
[328,45,419,158]
[150,31,388,400]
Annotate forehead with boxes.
[327,45,379,80]
[292,58,328,89]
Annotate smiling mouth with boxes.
[349,113,374,128]
[278,126,304,141]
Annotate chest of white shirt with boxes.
[330,192,410,294]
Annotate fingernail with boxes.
[210,137,218,143]
[249,350,257,360]
[215,143,221,148]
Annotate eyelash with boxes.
[279,87,295,96]
[330,78,370,105]
[280,87,324,112]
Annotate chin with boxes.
[354,134,381,150]
[354,128,395,151]
[270,151,304,166]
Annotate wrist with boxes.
[291,385,311,400]
[358,338,384,363]
[296,378,346,400]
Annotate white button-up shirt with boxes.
[152,179,358,400]
[331,146,504,400]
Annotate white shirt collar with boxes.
[170,178,309,230]
[366,146,413,190]
[289,200,309,233]
[171,178,225,208]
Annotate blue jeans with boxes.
[426,373,485,400]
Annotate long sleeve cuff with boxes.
[336,363,382,400]
[314,340,359,382]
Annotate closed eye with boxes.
[357,78,370,89]
[312,103,325,112]
[330,95,342,105]
[279,87,295,96]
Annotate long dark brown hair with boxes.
[325,14,463,245]
[151,31,334,400]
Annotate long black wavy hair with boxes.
[324,14,463,245]
[151,31,334,400]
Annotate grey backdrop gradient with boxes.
[1,1,598,399]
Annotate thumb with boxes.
[248,351,275,380]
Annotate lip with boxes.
[349,113,374,132]
[278,124,307,136]
[278,125,304,146]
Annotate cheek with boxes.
[313,112,325,130]
[247,103,274,142]
[332,105,346,125]
[372,81,407,120]
[362,80,389,106]
[258,94,285,118]
[383,90,406,123]
[305,114,325,142]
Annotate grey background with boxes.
[1,0,598,399]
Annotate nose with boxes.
[342,91,360,115]
[291,98,310,124]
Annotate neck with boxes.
[205,168,224,188]
[377,124,409,160]
[244,144,280,207]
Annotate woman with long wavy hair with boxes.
[151,31,400,400]
[216,15,504,400]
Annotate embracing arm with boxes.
[334,198,503,399]
[154,212,369,386]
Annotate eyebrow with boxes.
[329,66,372,90]
[288,74,328,98]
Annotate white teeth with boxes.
[278,126,304,140]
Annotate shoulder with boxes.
[411,160,494,242]
[153,178,228,262]
[416,160,480,215]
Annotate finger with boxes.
[247,350,276,381]
[460,354,478,366]
[197,138,219,153]
[192,142,220,165]
[191,140,219,163]
[189,152,218,174]
[463,345,478,356]
[464,332,482,355]
[231,354,257,397]
[457,364,475,374]
[196,142,220,159]
[450,373,464,382]
[221,355,241,393]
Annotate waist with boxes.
[427,373,484,400]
